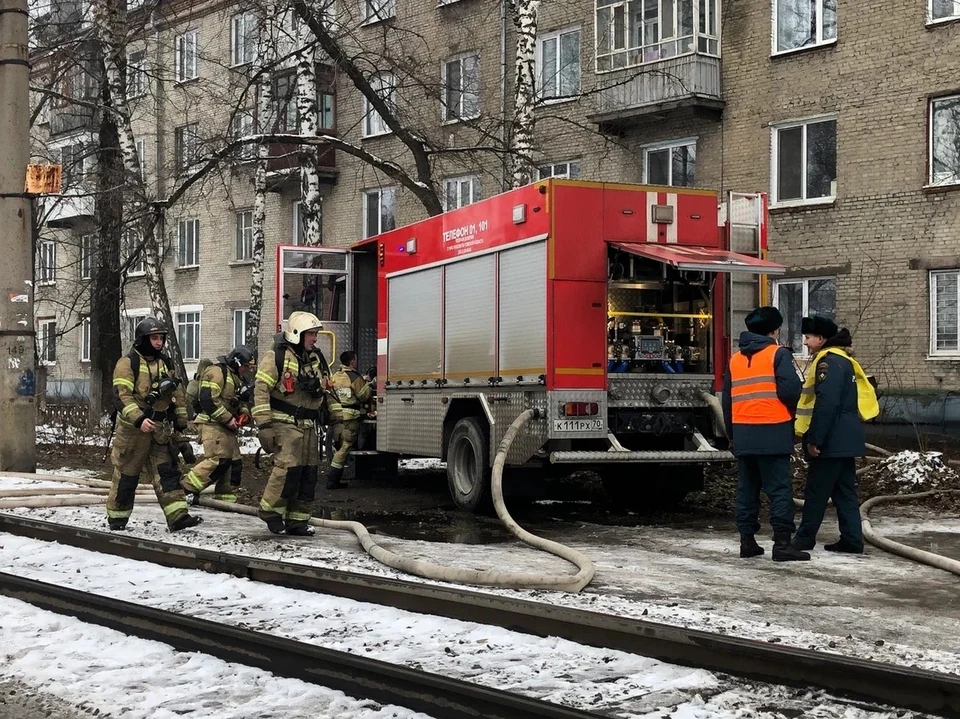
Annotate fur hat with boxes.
[801,314,838,339]
[744,306,784,335]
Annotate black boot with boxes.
[773,532,811,562]
[739,534,764,558]
[258,510,286,535]
[108,518,128,531]
[326,465,347,490]
[824,538,864,554]
[286,524,315,537]
[169,513,203,532]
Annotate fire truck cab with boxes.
[276,180,785,511]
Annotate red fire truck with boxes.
[276,180,785,511]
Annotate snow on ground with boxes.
[0,593,429,719]
[0,532,919,719]
[877,451,959,491]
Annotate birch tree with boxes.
[507,0,540,188]
[296,40,323,247]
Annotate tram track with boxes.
[2,512,959,717]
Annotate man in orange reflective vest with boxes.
[722,307,809,562]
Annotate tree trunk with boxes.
[296,45,322,247]
[509,0,540,188]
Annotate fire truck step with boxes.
[349,450,381,456]
[549,450,735,464]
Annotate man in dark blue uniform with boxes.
[793,315,866,554]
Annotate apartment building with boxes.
[30,0,960,414]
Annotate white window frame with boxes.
[929,0,960,23]
[236,210,254,261]
[177,218,200,268]
[38,319,57,365]
[80,316,91,362]
[123,309,149,342]
[442,52,481,122]
[772,276,837,357]
[929,95,960,188]
[537,27,581,101]
[174,30,198,83]
[175,308,202,362]
[771,0,837,56]
[135,138,146,181]
[930,270,960,357]
[122,230,146,276]
[231,12,257,67]
[174,123,200,173]
[80,234,94,280]
[362,187,396,238]
[642,137,697,187]
[364,0,395,23]
[443,175,481,211]
[292,200,305,245]
[362,74,395,138]
[127,49,146,98]
[38,240,56,285]
[232,110,256,159]
[233,308,250,348]
[770,116,837,207]
[538,160,581,180]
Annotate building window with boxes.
[232,110,256,158]
[772,118,836,205]
[773,277,837,355]
[178,218,200,268]
[443,175,481,210]
[595,0,719,72]
[538,160,581,179]
[293,201,305,245]
[930,95,960,187]
[38,319,57,364]
[80,234,95,280]
[122,230,146,275]
[643,139,697,186]
[236,210,253,261]
[931,0,960,21]
[774,0,836,54]
[174,30,198,82]
[38,240,56,284]
[362,73,395,137]
[363,187,396,238]
[231,12,257,66]
[176,311,201,361]
[135,138,146,180]
[931,270,960,355]
[364,0,394,23]
[319,91,335,130]
[125,313,147,342]
[80,316,91,362]
[538,28,580,100]
[174,123,201,173]
[233,308,250,348]
[443,53,480,122]
[273,72,298,132]
[60,142,92,189]
[127,50,146,98]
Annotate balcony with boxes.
[265,139,338,191]
[44,191,95,229]
[589,53,723,131]
[49,103,98,137]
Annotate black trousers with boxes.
[735,455,796,536]
[795,457,863,549]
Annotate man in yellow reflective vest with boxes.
[793,315,879,554]
[326,350,373,489]
[722,307,808,561]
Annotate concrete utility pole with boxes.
[0,0,37,471]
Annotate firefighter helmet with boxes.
[283,311,323,344]
[134,316,167,341]
[226,345,256,371]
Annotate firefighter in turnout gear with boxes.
[326,350,373,489]
[721,307,808,562]
[181,346,256,504]
[107,317,203,532]
[252,311,331,535]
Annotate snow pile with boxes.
[36,424,109,447]
[866,451,959,495]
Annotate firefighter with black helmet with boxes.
[252,311,330,535]
[181,345,256,504]
[326,350,373,490]
[107,317,203,532]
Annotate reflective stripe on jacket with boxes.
[729,344,793,425]
[795,347,879,435]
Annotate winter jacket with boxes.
[802,346,866,458]
[722,332,801,456]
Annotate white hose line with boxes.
[0,495,111,509]
[0,471,115,490]
[860,490,960,577]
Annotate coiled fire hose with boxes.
[0,409,595,593]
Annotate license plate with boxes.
[553,419,604,432]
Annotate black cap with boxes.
[801,314,838,339]
[744,306,783,335]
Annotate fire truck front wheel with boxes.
[447,417,491,513]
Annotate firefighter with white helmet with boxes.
[251,311,331,535]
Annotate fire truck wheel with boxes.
[447,417,491,513]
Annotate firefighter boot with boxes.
[108,518,128,531]
[824,538,864,554]
[772,533,811,562]
[258,509,286,535]
[326,465,347,490]
[286,524,316,537]
[169,513,204,532]
[739,534,764,558]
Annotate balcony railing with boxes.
[266,139,337,178]
[44,191,95,228]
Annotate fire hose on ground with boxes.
[0,409,595,593]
